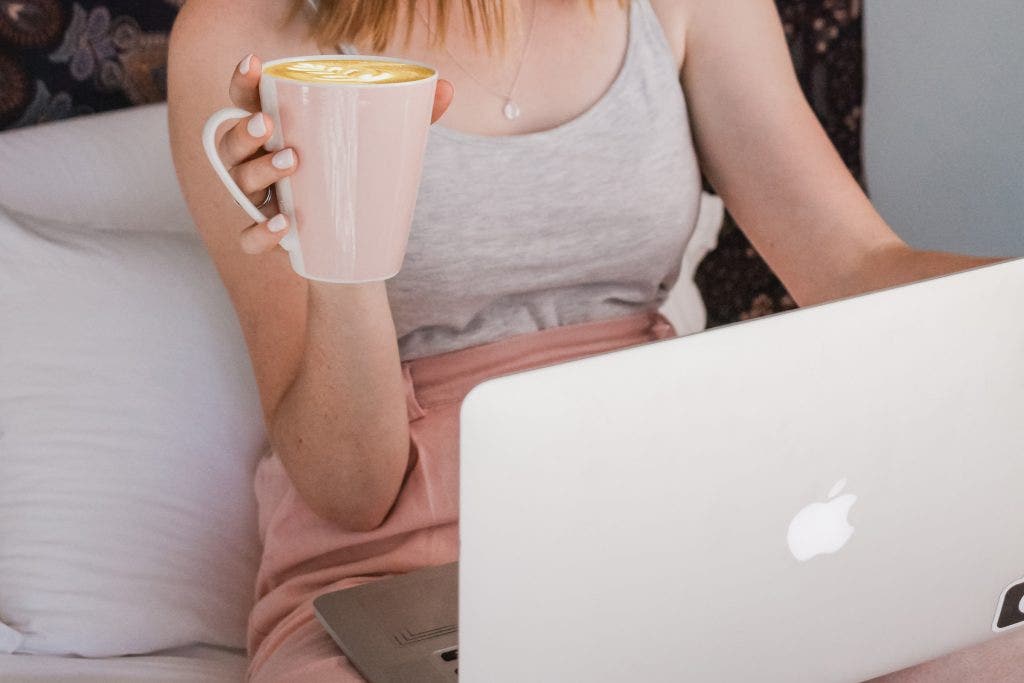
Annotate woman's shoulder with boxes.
[169,0,320,75]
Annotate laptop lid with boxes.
[458,257,1024,682]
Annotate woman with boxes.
[166,0,1012,680]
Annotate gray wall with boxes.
[862,0,1024,257]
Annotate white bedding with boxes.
[0,644,247,682]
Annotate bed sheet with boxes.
[0,643,247,682]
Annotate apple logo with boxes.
[787,478,857,562]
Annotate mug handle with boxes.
[201,107,299,253]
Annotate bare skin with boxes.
[168,0,1011,677]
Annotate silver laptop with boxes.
[314,562,459,681]
[316,256,1024,682]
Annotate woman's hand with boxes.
[217,53,455,256]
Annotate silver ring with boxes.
[255,186,274,209]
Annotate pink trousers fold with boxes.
[245,309,678,682]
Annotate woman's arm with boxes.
[167,0,420,531]
[677,0,1003,307]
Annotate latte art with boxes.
[264,59,434,84]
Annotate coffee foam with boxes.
[264,59,434,84]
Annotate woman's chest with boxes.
[382,0,687,139]
[386,100,704,317]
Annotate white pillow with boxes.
[658,191,724,336]
[0,103,190,235]
[0,205,267,656]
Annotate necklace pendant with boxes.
[503,99,520,121]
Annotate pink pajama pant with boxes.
[245,309,678,682]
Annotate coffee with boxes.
[264,59,434,85]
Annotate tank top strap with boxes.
[629,0,684,78]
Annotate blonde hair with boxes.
[287,0,606,57]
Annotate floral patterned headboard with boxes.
[0,0,864,327]
[1,1,182,128]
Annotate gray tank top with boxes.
[316,0,703,361]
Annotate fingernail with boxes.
[247,113,266,137]
[268,214,287,233]
[271,148,295,169]
[238,54,253,74]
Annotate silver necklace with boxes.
[415,1,537,120]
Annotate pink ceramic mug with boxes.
[201,55,438,283]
